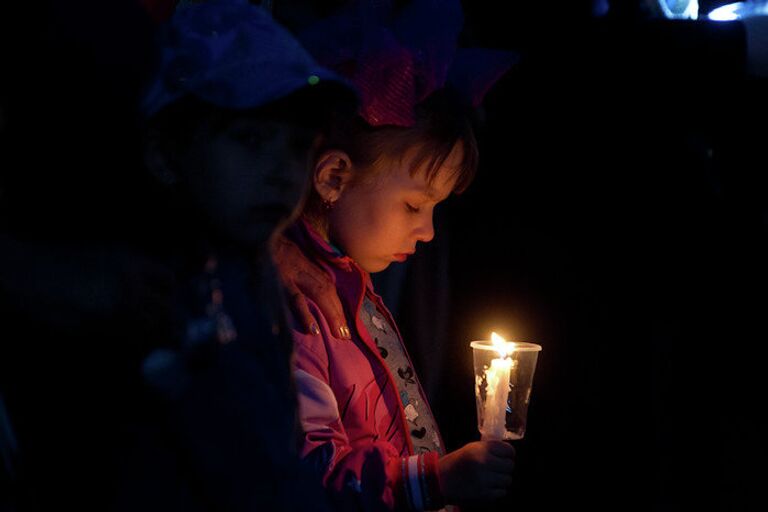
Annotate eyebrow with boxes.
[423,186,437,199]
[404,180,447,202]
[422,185,452,203]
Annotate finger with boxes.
[486,456,515,474]
[316,289,349,339]
[280,272,302,300]
[290,292,320,335]
[484,472,514,489]
[301,271,349,340]
[276,239,349,340]
[292,270,348,339]
[270,236,307,287]
[487,440,516,458]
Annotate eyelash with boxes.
[405,203,420,214]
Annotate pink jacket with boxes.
[288,219,445,511]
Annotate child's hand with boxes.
[270,234,351,339]
[438,441,515,506]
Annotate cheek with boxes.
[332,192,384,250]
[335,196,409,256]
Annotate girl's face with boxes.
[328,142,463,273]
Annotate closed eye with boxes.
[405,203,420,213]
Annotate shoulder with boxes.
[290,297,378,383]
[289,298,345,371]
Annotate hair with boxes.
[315,87,479,195]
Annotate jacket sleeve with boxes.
[292,328,444,512]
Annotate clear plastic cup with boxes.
[471,340,542,441]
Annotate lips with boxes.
[392,252,414,262]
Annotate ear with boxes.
[143,127,179,186]
[313,149,353,203]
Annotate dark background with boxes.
[2,1,766,510]
[398,1,767,510]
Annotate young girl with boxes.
[278,1,518,508]
[287,85,515,510]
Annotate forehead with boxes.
[384,142,463,200]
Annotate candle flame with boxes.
[491,332,516,359]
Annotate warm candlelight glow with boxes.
[479,332,517,440]
[472,335,542,441]
[491,332,516,359]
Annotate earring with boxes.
[323,199,335,211]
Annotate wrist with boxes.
[423,452,445,510]
[436,452,456,505]
[400,453,445,511]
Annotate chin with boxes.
[361,260,391,274]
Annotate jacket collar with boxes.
[292,217,374,290]
[288,216,383,320]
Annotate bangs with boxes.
[406,134,478,194]
[403,88,479,194]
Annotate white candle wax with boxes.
[481,356,512,440]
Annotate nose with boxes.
[414,211,435,243]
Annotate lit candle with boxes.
[481,332,516,441]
